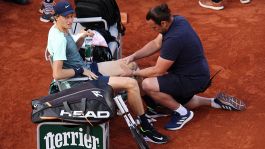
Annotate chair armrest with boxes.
[57,77,90,82]
[54,77,91,91]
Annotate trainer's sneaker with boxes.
[145,107,169,118]
[240,0,251,4]
[214,92,246,111]
[165,110,194,130]
[40,13,54,23]
[140,127,169,144]
[199,0,224,10]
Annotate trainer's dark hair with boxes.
[146,3,171,25]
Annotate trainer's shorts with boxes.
[157,73,209,105]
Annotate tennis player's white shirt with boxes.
[47,25,67,61]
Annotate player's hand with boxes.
[80,29,94,38]
[83,68,98,80]
[85,29,94,37]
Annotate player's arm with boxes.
[52,60,98,80]
[76,30,94,50]
[52,60,75,80]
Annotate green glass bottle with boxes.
[84,37,92,61]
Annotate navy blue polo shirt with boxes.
[160,16,210,78]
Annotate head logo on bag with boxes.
[60,110,110,118]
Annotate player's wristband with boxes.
[73,67,84,77]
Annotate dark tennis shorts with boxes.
[90,62,110,84]
[70,63,109,88]
[157,73,208,105]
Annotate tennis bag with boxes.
[31,81,116,124]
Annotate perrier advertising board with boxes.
[37,122,109,149]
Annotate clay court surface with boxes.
[0,0,265,148]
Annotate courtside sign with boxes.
[37,122,108,149]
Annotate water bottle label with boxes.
[84,37,92,60]
[85,36,92,45]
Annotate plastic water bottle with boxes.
[84,36,92,61]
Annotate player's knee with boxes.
[125,77,139,90]
[142,78,154,92]
[129,61,138,70]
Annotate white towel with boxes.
[71,30,108,48]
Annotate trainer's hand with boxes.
[83,68,98,80]
[119,63,134,77]
[122,54,135,64]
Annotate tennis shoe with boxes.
[199,0,224,10]
[165,110,194,130]
[214,92,246,111]
[140,127,169,144]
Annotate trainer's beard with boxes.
[160,28,168,34]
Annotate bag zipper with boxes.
[47,88,105,106]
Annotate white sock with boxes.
[174,104,188,116]
[211,98,221,108]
